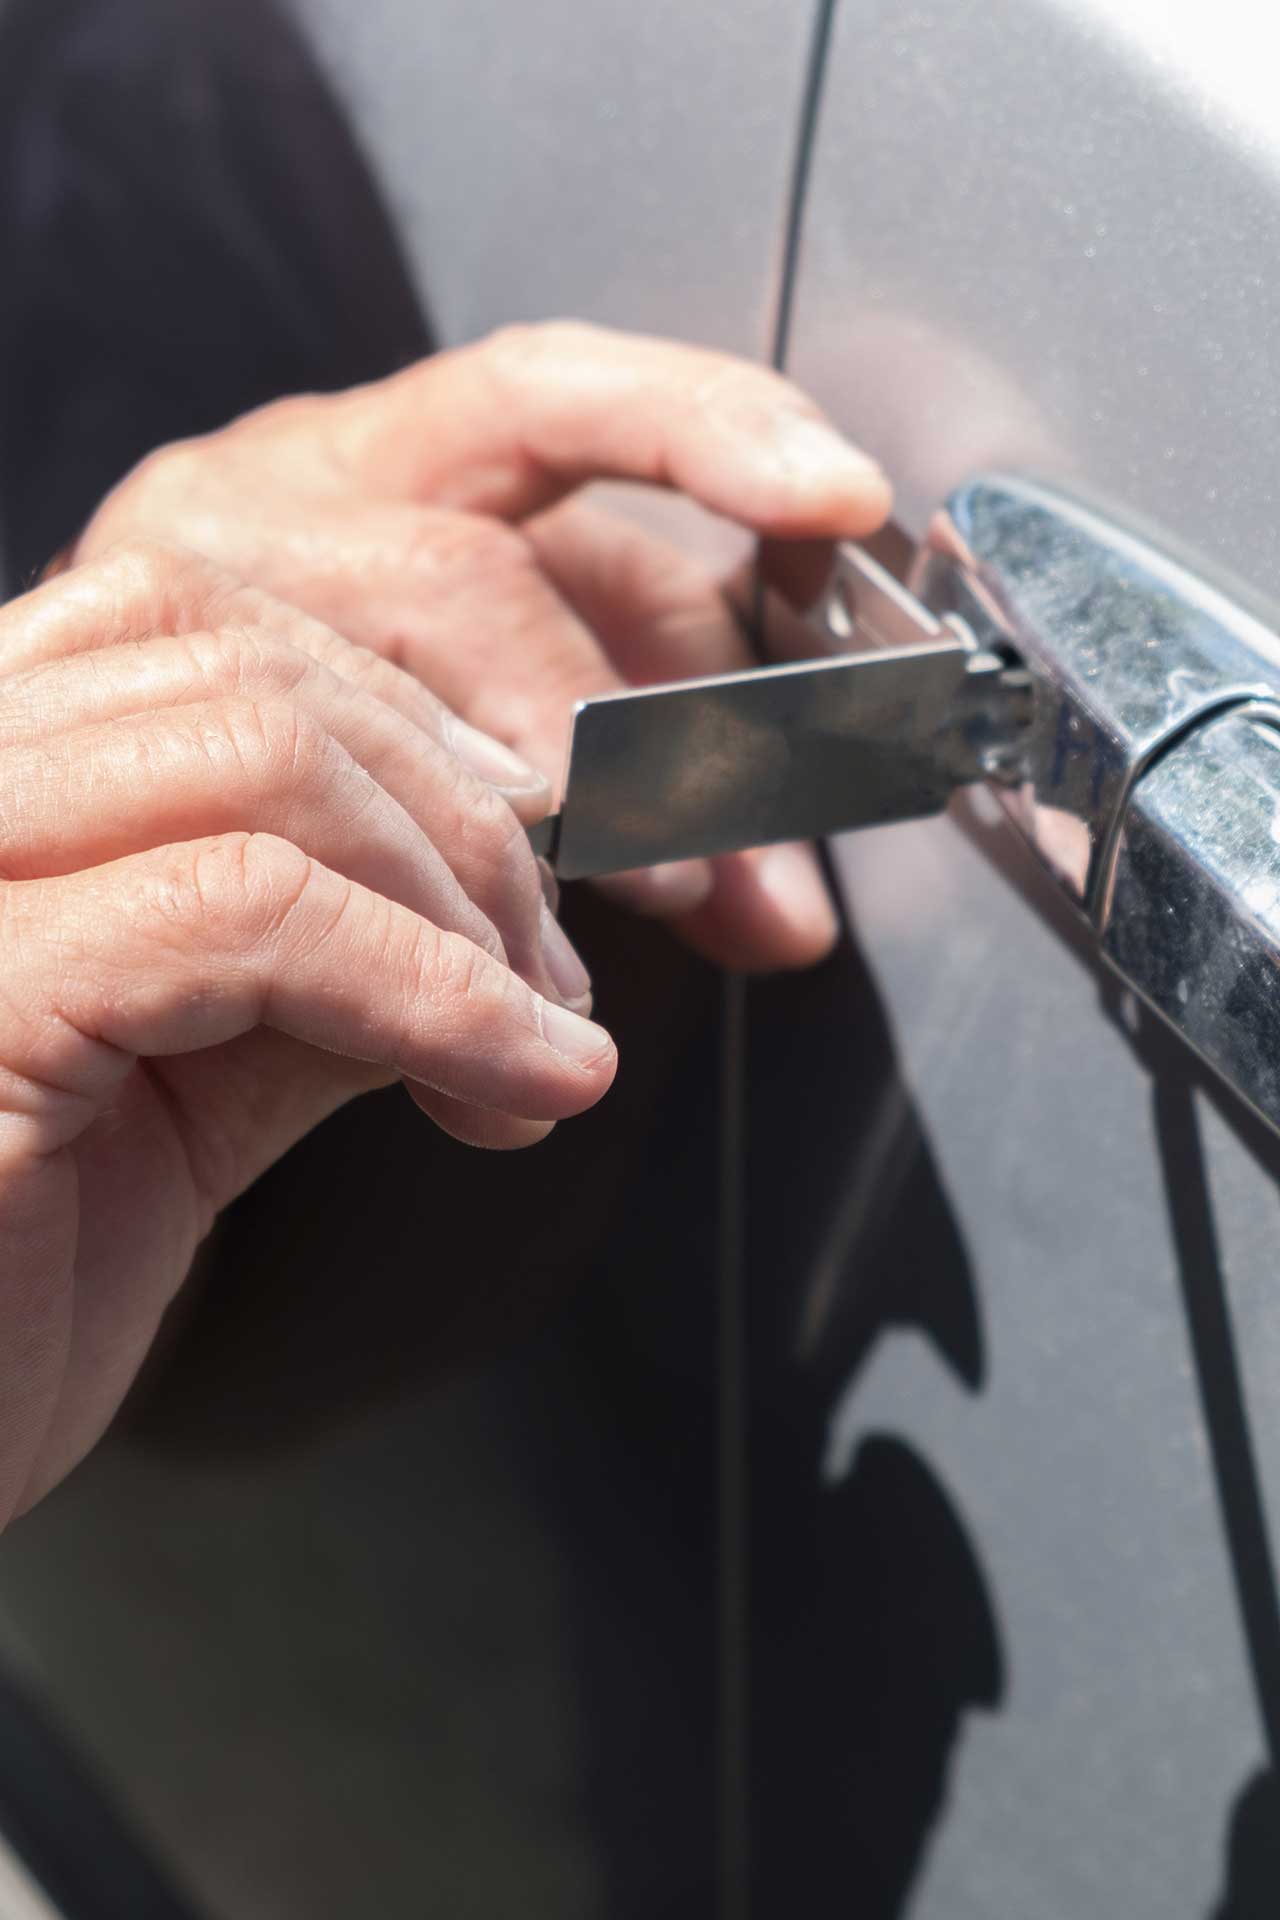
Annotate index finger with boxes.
[326,322,893,534]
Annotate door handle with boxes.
[914,475,1280,1137]
[530,468,1280,1140]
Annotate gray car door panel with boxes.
[289,0,812,361]
[766,1,1280,1911]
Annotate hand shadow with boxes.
[1212,1768,1280,1920]
[959,796,1280,1920]
[742,919,1004,1914]
[751,1427,1003,1917]
[1149,1061,1280,1920]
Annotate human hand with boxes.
[0,544,615,1520]
[75,323,893,969]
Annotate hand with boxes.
[75,323,893,969]
[0,544,615,1520]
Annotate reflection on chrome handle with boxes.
[917,475,1280,1137]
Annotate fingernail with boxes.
[539,897,592,1008]
[538,998,615,1067]
[643,860,716,912]
[774,413,887,486]
[755,842,840,944]
[595,859,714,917]
[448,717,548,794]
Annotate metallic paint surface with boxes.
[786,2,1280,1911]
[228,3,1280,1908]
[816,810,1280,1917]
[287,0,813,361]
[789,0,1280,590]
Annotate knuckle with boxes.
[481,321,543,377]
[205,696,328,790]
[176,835,253,935]
[91,440,211,540]
[175,829,388,992]
[423,926,498,1019]
[101,536,203,608]
[167,830,317,948]
[197,699,277,783]
[229,390,322,443]
[462,779,540,897]
[77,536,239,641]
[478,319,599,403]
[235,831,325,938]
[186,627,313,704]
[484,318,597,375]
[131,437,207,498]
[125,833,252,946]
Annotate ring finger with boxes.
[0,636,586,1007]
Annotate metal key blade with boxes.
[529,637,1019,880]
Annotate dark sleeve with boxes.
[0,0,432,587]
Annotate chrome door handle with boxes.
[530,468,1280,1140]
[914,475,1280,1136]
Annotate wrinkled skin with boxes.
[78,321,893,968]
[0,545,615,1522]
[0,323,890,1524]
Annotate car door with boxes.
[754,3,1280,1914]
